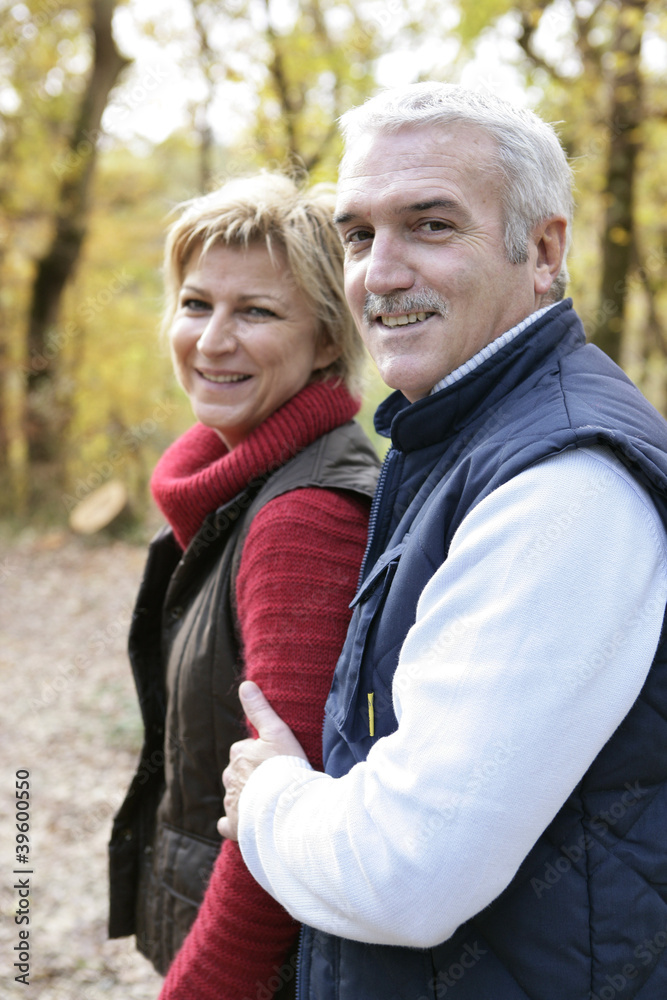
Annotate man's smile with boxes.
[378,311,436,327]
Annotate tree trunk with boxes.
[593,0,645,362]
[24,0,130,472]
[187,0,217,193]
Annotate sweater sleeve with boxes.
[159,487,370,1000]
[236,446,667,948]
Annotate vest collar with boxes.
[375,300,584,453]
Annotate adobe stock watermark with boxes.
[588,922,667,1000]
[582,246,666,340]
[405,737,519,853]
[52,66,170,179]
[206,121,286,191]
[522,460,615,566]
[104,65,171,130]
[71,736,186,842]
[393,615,474,701]
[0,555,17,586]
[566,594,664,694]
[578,108,643,165]
[188,440,300,555]
[364,614,475,741]
[348,0,410,48]
[530,780,647,899]
[423,614,474,668]
[29,602,134,711]
[61,398,178,512]
[417,940,487,999]
[245,952,297,1000]
[9,0,65,42]
[20,269,132,377]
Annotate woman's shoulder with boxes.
[248,487,371,541]
[237,488,370,589]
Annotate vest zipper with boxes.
[356,447,397,591]
[294,923,305,999]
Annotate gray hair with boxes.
[339,83,573,302]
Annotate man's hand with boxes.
[218,680,308,841]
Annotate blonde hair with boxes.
[163,172,365,393]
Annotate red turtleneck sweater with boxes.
[152,382,373,999]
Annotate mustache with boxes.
[363,290,448,325]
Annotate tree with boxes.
[454,0,666,375]
[254,0,382,177]
[1,0,93,509]
[0,0,420,521]
[25,0,130,472]
[184,0,220,192]
[0,0,131,512]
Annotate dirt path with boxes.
[0,532,164,999]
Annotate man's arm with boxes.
[223,446,667,948]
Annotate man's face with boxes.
[335,124,547,402]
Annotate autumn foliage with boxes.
[0,0,665,522]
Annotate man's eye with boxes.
[347,229,374,244]
[421,220,451,232]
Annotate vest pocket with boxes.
[136,822,220,973]
[327,543,405,745]
[158,821,220,903]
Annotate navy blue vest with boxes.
[299,302,667,1000]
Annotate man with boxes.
[219,84,667,999]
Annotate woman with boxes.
[108,173,379,998]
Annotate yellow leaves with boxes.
[455,0,516,45]
[1,0,664,514]
[246,0,389,177]
[619,4,644,30]
[614,82,639,103]
[609,226,632,245]
[225,67,246,84]
[526,6,542,29]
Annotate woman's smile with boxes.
[196,369,253,385]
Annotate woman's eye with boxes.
[246,306,278,318]
[181,297,210,311]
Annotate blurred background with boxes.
[1,0,666,530]
[0,0,665,996]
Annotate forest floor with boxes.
[0,530,164,999]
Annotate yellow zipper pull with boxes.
[368,692,375,737]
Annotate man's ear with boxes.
[533,217,567,298]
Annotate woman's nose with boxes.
[196,309,237,356]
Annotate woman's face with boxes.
[170,242,338,450]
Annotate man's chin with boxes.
[377,368,434,403]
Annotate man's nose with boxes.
[364,232,414,295]
[196,309,237,356]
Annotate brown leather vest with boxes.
[109,420,379,974]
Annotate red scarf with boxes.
[151,380,360,550]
